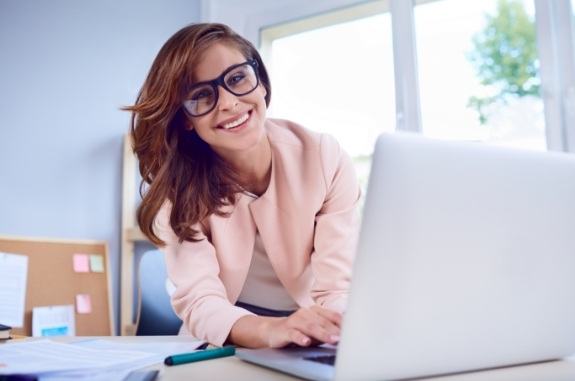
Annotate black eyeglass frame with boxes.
[182,59,260,117]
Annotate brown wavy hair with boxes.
[124,23,272,246]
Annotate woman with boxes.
[126,23,361,348]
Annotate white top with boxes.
[237,191,298,311]
[237,231,299,311]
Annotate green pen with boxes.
[164,346,236,366]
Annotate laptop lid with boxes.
[238,133,575,381]
[335,133,575,380]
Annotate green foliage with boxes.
[467,0,540,124]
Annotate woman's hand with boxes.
[229,306,342,348]
[265,305,342,348]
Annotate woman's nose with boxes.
[217,86,239,111]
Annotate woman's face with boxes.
[186,43,268,159]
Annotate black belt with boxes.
[235,301,295,317]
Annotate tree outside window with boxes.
[467,0,539,125]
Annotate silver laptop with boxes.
[237,133,575,381]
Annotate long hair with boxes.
[124,23,272,246]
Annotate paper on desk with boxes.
[37,339,206,381]
[72,338,205,357]
[0,252,28,327]
[0,339,157,375]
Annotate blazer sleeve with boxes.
[153,203,254,346]
[311,134,361,312]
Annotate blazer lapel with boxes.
[211,195,257,302]
[248,140,315,307]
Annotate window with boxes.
[262,10,396,191]
[414,0,546,150]
[247,0,575,156]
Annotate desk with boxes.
[158,353,575,381]
[10,336,575,380]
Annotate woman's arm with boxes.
[155,203,254,346]
[311,134,362,311]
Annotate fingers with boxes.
[267,320,312,348]
[286,307,342,346]
[311,305,343,327]
[307,306,342,342]
[265,307,344,348]
[288,329,312,347]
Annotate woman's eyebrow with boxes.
[191,71,221,86]
[194,61,246,83]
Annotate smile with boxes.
[220,112,250,130]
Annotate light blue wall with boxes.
[0,0,201,333]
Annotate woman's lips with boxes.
[217,110,252,131]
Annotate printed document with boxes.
[0,252,28,327]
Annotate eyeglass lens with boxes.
[184,62,258,116]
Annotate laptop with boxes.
[237,133,575,381]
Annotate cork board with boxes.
[0,235,113,336]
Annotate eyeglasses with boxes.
[182,59,260,117]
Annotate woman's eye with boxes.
[191,89,213,101]
[228,73,246,86]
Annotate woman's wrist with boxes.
[256,316,274,347]
[229,314,278,348]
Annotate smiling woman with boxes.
[123,23,361,349]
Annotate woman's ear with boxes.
[185,120,194,131]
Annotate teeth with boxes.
[222,113,249,129]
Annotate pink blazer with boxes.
[154,118,361,345]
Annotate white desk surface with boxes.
[11,336,575,380]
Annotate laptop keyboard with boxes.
[303,354,336,366]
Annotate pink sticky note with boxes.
[76,294,92,314]
[73,254,90,273]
